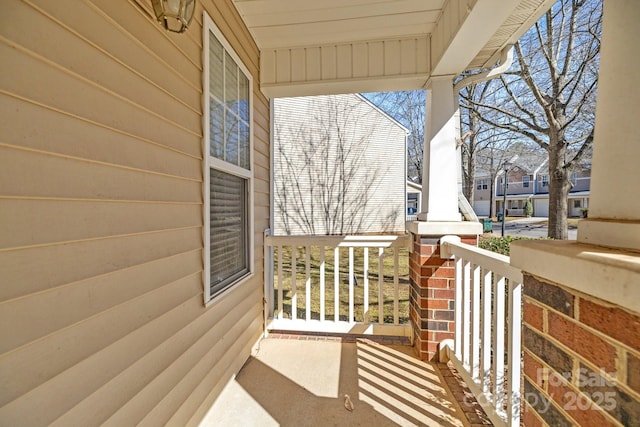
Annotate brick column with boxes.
[522,274,640,426]
[409,233,478,361]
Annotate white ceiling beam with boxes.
[430,0,520,76]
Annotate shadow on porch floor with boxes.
[202,335,483,426]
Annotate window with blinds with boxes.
[204,14,253,302]
[209,170,248,296]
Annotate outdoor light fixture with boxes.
[152,0,195,33]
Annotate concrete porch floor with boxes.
[201,335,488,426]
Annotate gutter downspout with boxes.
[453,45,515,222]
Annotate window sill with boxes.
[205,272,254,308]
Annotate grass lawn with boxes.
[273,245,410,324]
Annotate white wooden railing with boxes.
[264,233,411,337]
[441,237,523,427]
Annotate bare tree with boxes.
[458,79,532,219]
[274,96,404,235]
[464,0,601,238]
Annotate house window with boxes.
[574,199,582,208]
[522,175,530,188]
[540,174,549,187]
[476,179,488,190]
[204,14,253,302]
[570,172,577,186]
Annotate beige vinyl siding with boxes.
[273,94,406,236]
[0,0,267,425]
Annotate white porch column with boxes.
[577,0,640,251]
[418,77,461,222]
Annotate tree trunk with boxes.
[463,150,475,202]
[547,141,570,239]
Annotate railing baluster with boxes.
[471,263,481,382]
[507,279,522,425]
[462,259,471,370]
[481,268,492,395]
[277,245,283,320]
[440,239,524,427]
[363,247,369,323]
[349,247,354,323]
[334,246,339,322]
[319,246,325,322]
[454,257,463,361]
[291,246,297,321]
[492,275,506,413]
[378,247,384,324]
[305,245,311,321]
[393,247,399,325]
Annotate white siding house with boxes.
[273,94,407,235]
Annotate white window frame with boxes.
[522,175,530,188]
[203,13,254,305]
[540,174,549,187]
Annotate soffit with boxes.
[468,0,557,69]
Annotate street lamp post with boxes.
[501,155,519,237]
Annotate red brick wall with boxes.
[522,274,640,426]
[409,234,477,361]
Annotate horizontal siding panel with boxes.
[1,0,268,424]
[3,0,200,129]
[25,0,202,93]
[0,147,201,202]
[161,309,262,427]
[0,42,202,157]
[0,275,202,417]
[254,124,270,151]
[90,0,204,67]
[185,327,259,427]
[0,96,201,180]
[90,284,261,426]
[0,250,202,354]
[254,101,268,123]
[0,199,201,250]
[253,177,270,194]
[254,192,270,208]
[253,148,269,170]
[0,227,203,302]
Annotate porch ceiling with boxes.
[232,0,444,49]
[231,0,556,97]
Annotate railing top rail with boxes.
[442,240,523,283]
[265,234,410,248]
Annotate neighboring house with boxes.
[406,180,422,221]
[273,94,407,235]
[531,168,591,217]
[472,174,491,216]
[480,158,591,217]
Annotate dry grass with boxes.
[273,246,410,324]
